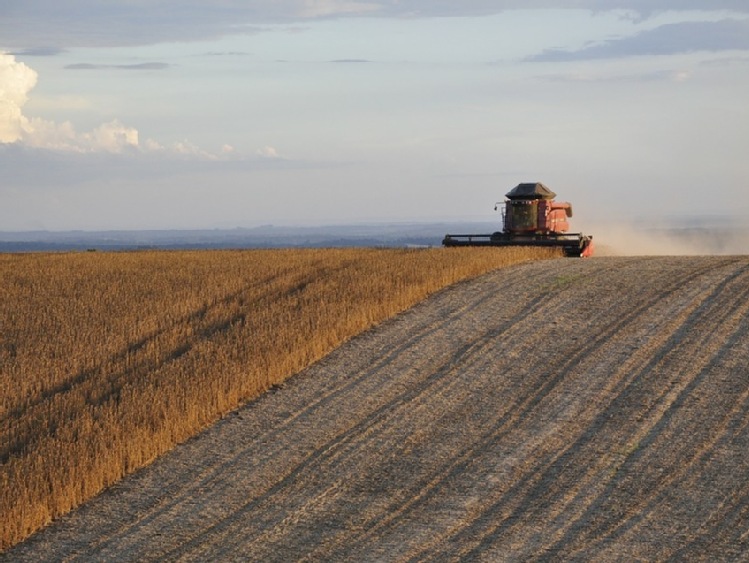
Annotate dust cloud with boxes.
[588,223,749,256]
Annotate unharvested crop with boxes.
[0,246,556,550]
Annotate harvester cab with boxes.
[443,182,594,257]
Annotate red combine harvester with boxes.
[442,182,594,257]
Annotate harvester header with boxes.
[442,182,594,257]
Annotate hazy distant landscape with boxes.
[0,223,493,252]
[1,221,747,255]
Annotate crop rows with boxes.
[0,246,556,550]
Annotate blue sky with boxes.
[1,1,748,231]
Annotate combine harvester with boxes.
[443,182,594,257]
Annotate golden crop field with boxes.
[0,246,557,550]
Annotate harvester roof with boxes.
[506,182,557,200]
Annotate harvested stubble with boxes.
[0,246,557,550]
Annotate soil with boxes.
[5,256,749,562]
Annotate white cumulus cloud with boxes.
[1,52,282,161]
[1,52,141,153]
[0,52,38,143]
[257,145,282,159]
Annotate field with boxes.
[0,247,555,551]
[4,254,749,561]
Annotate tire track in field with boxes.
[108,260,728,555]
[444,260,749,562]
[290,258,744,560]
[213,258,744,563]
[664,388,749,562]
[585,279,749,562]
[5,259,598,561]
[5,256,749,562]
[156,264,579,560]
[169,260,639,561]
[323,258,740,561]
[48,261,561,559]
[544,263,749,560]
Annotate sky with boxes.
[1,1,748,232]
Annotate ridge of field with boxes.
[3,255,749,561]
[0,247,556,551]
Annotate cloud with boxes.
[528,18,749,61]
[20,117,141,153]
[65,62,171,70]
[0,52,141,152]
[539,69,693,83]
[0,52,284,161]
[1,1,748,49]
[699,55,749,66]
[9,47,66,57]
[0,52,225,156]
[257,146,283,159]
[204,51,252,57]
[0,52,38,143]
[296,0,381,18]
